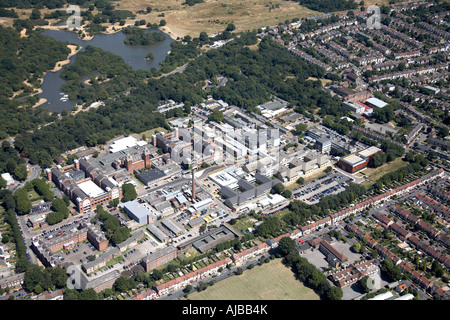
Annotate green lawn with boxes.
[360,157,409,184]
[184,258,320,300]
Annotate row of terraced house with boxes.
[130,168,444,298]
[346,219,450,298]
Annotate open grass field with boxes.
[184,258,320,300]
[117,0,321,39]
[0,0,400,39]
[357,157,409,184]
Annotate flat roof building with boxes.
[78,180,107,198]
[122,200,154,225]
[142,246,178,272]
[135,168,167,186]
[109,136,147,153]
[365,97,388,109]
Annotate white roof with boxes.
[394,293,414,300]
[366,97,388,108]
[1,173,14,184]
[78,180,106,198]
[109,136,146,153]
[358,146,382,158]
[268,194,286,206]
[209,171,238,187]
[369,291,394,300]
[192,198,213,210]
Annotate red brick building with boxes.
[142,246,178,272]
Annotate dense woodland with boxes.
[122,26,165,46]
[0,0,91,9]
[9,31,344,169]
[0,26,70,138]
[289,0,358,12]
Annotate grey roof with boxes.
[147,224,168,241]
[260,100,285,111]
[82,247,120,272]
[220,186,238,198]
[117,230,144,250]
[188,217,205,228]
[161,218,184,235]
[136,168,166,184]
[143,246,177,263]
[122,200,151,221]
[238,179,254,191]
[84,270,121,290]
[73,187,88,200]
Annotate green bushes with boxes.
[96,205,130,245]
[46,198,69,225]
[31,178,54,202]
[282,246,343,300]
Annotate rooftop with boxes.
[77,180,106,198]
[365,97,388,108]
[109,136,147,153]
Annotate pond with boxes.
[38,29,174,113]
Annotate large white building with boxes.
[108,136,147,153]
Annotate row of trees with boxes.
[95,205,130,245]
[279,237,343,300]
[291,0,358,13]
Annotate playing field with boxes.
[118,0,321,39]
[184,258,320,300]
[358,157,409,184]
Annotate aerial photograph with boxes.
[0,0,449,309]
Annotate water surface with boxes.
[39,29,174,113]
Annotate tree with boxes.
[184,284,193,293]
[271,183,285,195]
[14,188,31,215]
[352,242,361,253]
[282,190,292,199]
[114,276,132,292]
[109,198,120,207]
[369,152,387,168]
[150,269,163,281]
[0,176,6,189]
[326,286,343,300]
[296,177,305,185]
[14,164,28,181]
[199,31,209,43]
[256,216,281,238]
[278,237,297,256]
[121,183,137,202]
[359,276,373,293]
[226,23,236,32]
[30,9,41,20]
[207,110,224,123]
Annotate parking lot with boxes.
[62,241,97,265]
[293,172,351,204]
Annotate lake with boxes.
[39,29,174,113]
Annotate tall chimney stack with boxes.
[192,169,196,201]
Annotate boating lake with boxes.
[39,29,174,113]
